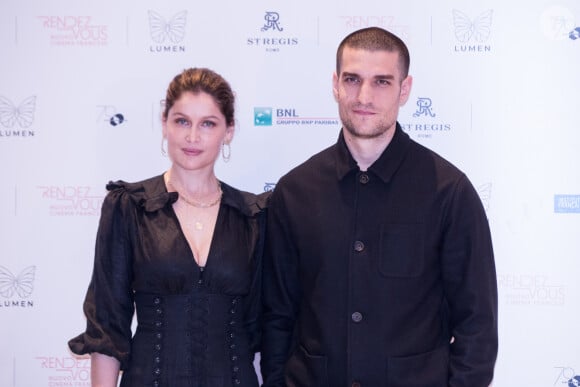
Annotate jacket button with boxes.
[351,312,363,323]
[353,241,365,252]
[359,173,369,184]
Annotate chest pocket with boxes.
[378,223,424,278]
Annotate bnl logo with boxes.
[254,107,298,126]
[261,11,283,32]
[413,97,436,117]
[254,107,272,126]
[570,27,580,40]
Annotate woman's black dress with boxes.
[69,175,267,387]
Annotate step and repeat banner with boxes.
[1,0,579,386]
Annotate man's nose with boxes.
[357,81,373,105]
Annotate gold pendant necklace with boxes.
[167,179,223,208]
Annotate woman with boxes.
[69,68,267,387]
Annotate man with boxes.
[261,27,498,386]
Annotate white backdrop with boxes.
[1,0,579,386]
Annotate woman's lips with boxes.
[183,147,202,156]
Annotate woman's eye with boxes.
[175,117,189,126]
[202,120,216,128]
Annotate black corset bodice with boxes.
[121,291,258,387]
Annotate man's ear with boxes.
[332,72,339,102]
[399,75,413,106]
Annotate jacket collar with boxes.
[335,122,411,183]
[106,174,265,216]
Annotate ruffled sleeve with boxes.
[68,181,137,370]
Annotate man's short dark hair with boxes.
[336,27,410,79]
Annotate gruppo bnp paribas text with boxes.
[275,109,338,126]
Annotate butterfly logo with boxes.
[452,9,493,43]
[148,10,187,44]
[477,182,492,211]
[0,265,36,298]
[0,95,36,128]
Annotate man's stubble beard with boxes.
[340,106,395,140]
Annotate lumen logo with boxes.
[0,95,37,138]
[452,9,493,53]
[0,265,35,309]
[0,265,35,299]
[148,10,187,53]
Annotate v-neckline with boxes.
[170,199,223,272]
